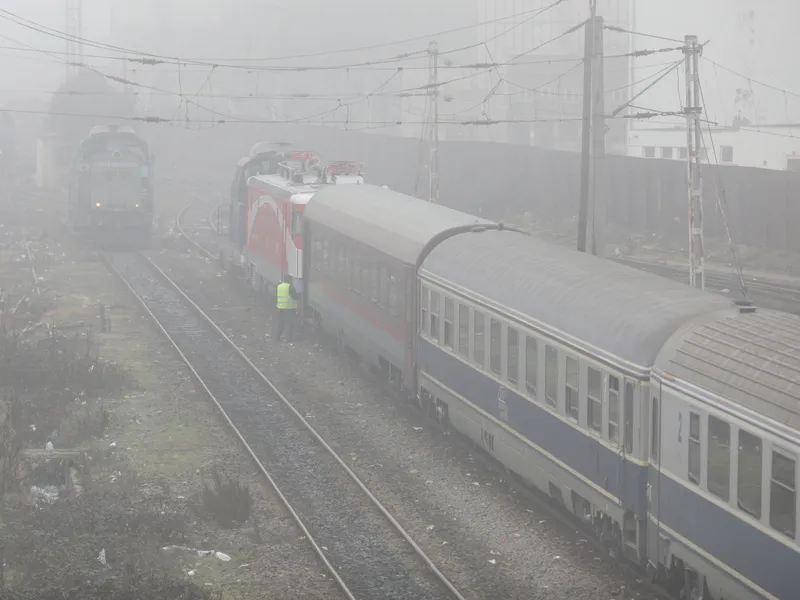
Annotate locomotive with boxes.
[229,141,294,251]
[67,125,154,244]
[228,147,362,298]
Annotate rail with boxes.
[102,249,468,600]
[176,203,217,261]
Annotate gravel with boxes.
[0,185,341,600]
[146,230,660,600]
[107,250,460,600]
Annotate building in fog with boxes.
[472,0,633,152]
[629,124,800,171]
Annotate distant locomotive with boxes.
[68,125,154,243]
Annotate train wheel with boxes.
[434,399,449,428]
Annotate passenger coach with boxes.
[298,183,800,599]
[649,308,800,600]
[302,184,495,388]
[416,227,732,566]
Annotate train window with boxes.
[587,367,602,434]
[458,304,469,358]
[624,383,634,454]
[651,397,660,463]
[379,265,388,307]
[507,327,519,385]
[565,357,579,421]
[345,250,353,288]
[358,256,366,295]
[738,430,763,519]
[291,210,303,237]
[608,376,620,446]
[322,240,329,272]
[688,412,701,485]
[352,254,361,294]
[420,287,429,336]
[370,263,379,303]
[313,240,323,272]
[430,292,440,343]
[444,298,454,349]
[490,319,501,375]
[338,248,346,282]
[388,272,399,316]
[707,416,730,501]
[525,337,538,398]
[545,346,558,409]
[474,311,485,367]
[770,451,796,538]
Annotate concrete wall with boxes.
[144,122,800,253]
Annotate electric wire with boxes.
[0,4,576,64]
[696,77,748,298]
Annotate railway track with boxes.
[102,249,467,600]
[176,202,222,261]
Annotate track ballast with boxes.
[103,250,467,600]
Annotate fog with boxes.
[1,1,798,145]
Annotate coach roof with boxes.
[420,229,733,367]
[305,184,494,265]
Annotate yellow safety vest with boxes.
[276,282,297,310]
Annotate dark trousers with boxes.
[274,309,295,342]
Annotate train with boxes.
[67,125,154,244]
[228,145,362,293]
[229,160,798,599]
[229,141,294,251]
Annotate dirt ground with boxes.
[0,188,339,599]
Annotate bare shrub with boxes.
[201,468,251,528]
[54,401,109,448]
[0,567,221,600]
[0,485,194,593]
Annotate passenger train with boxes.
[228,165,798,599]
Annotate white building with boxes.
[629,125,800,171]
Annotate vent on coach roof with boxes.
[734,299,756,314]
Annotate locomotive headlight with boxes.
[95,202,102,207]
[135,203,140,208]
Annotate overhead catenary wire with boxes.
[696,77,748,299]
[0,105,675,127]
[603,24,684,45]
[0,3,571,73]
[704,57,800,100]
[610,59,683,117]
[0,4,573,64]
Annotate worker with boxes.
[274,274,298,343]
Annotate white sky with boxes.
[0,1,797,126]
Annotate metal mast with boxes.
[684,35,705,290]
[65,0,83,81]
[577,6,605,255]
[427,40,440,204]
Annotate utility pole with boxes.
[577,7,605,255]
[590,16,605,257]
[427,40,440,204]
[65,0,83,82]
[684,35,705,290]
